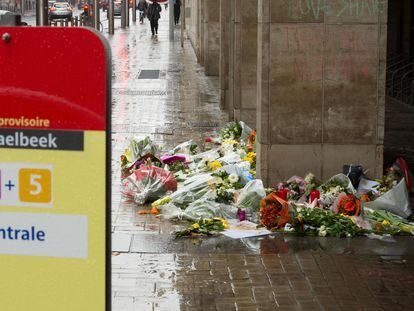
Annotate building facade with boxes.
[185,0,397,186]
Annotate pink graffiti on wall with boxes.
[325,28,373,82]
[276,25,374,83]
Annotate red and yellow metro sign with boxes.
[0,27,111,310]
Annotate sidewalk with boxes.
[108,11,414,311]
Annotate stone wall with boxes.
[257,0,388,185]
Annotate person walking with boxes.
[148,0,161,37]
[173,0,181,25]
[137,0,147,23]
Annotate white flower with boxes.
[318,230,327,237]
[319,225,326,231]
[215,177,223,185]
[346,233,352,238]
[228,174,239,184]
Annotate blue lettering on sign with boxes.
[0,226,46,241]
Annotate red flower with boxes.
[337,194,361,216]
[205,137,212,143]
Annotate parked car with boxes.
[48,0,56,12]
[49,2,73,20]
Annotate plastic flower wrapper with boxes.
[318,174,356,208]
[191,149,221,165]
[123,136,160,166]
[169,174,215,208]
[221,139,239,154]
[235,180,266,214]
[160,194,237,222]
[161,154,187,165]
[121,165,178,205]
[365,208,414,234]
[169,140,198,156]
[260,193,290,230]
[239,121,253,142]
[226,162,254,184]
[362,178,412,219]
[218,152,242,165]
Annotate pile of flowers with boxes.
[120,122,414,238]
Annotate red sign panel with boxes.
[0,27,109,131]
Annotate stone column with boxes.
[185,0,202,61]
[231,0,258,128]
[219,0,231,110]
[203,0,220,76]
[257,0,388,185]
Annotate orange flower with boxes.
[360,193,370,202]
[249,130,257,145]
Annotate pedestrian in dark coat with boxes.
[137,0,148,23]
[174,0,181,25]
[148,0,162,37]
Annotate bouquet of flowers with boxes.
[211,171,244,204]
[292,207,362,238]
[236,180,266,212]
[175,218,230,237]
[318,174,355,208]
[122,137,159,167]
[121,165,177,205]
[260,193,290,230]
[277,176,307,201]
[220,122,243,140]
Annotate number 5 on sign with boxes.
[19,169,52,203]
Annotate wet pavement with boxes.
[106,10,414,311]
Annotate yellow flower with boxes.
[221,219,230,229]
[190,223,200,230]
[213,217,229,229]
[243,157,254,164]
[382,220,391,227]
[247,152,256,158]
[208,161,222,171]
[124,149,132,162]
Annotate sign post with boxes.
[0,27,111,310]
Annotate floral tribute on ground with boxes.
[120,122,414,238]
